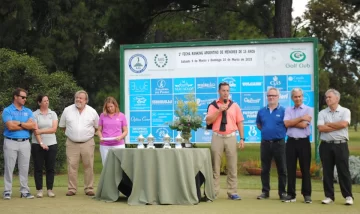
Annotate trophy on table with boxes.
[137,134,145,149]
[147,133,155,149]
[175,132,183,149]
[162,133,172,149]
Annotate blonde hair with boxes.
[102,96,120,115]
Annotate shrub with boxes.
[0,48,81,175]
[334,155,360,184]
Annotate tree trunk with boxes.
[274,0,293,38]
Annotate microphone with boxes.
[224,99,227,104]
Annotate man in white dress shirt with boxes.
[59,90,99,196]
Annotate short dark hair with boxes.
[12,88,27,100]
[218,82,230,90]
[36,94,48,104]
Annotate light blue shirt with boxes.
[2,103,34,138]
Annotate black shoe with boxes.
[304,196,312,204]
[282,195,296,202]
[279,193,288,201]
[257,192,269,199]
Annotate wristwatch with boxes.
[39,142,44,145]
[240,138,245,141]
[18,122,22,127]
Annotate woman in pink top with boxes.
[98,97,128,165]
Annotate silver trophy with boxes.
[137,134,145,149]
[147,133,155,149]
[175,132,183,149]
[162,133,172,149]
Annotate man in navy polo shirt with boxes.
[2,88,36,199]
[256,87,287,200]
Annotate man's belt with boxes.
[5,137,29,142]
[288,136,309,141]
[213,132,236,138]
[322,140,347,144]
[263,138,283,143]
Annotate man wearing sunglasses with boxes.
[2,88,36,199]
[256,87,287,201]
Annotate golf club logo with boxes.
[290,51,306,62]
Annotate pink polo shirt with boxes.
[99,112,127,146]
[208,99,244,134]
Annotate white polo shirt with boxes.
[317,105,350,141]
[59,104,99,142]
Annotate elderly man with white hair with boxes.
[318,88,353,205]
[59,90,99,197]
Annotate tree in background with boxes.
[303,0,360,125]
[0,48,81,174]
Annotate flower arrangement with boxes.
[168,94,203,134]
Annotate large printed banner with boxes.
[123,41,316,143]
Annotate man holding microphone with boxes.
[206,82,245,200]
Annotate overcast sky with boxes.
[292,0,309,18]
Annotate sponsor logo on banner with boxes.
[129,54,147,73]
[265,75,287,91]
[154,54,168,68]
[241,76,264,93]
[290,51,306,62]
[130,95,150,110]
[152,112,173,127]
[197,82,216,89]
[287,75,312,91]
[196,98,215,108]
[130,112,151,127]
[245,125,261,142]
[279,93,288,100]
[244,97,261,104]
[152,127,173,142]
[218,76,240,92]
[242,82,262,86]
[195,93,218,110]
[174,78,195,94]
[270,76,281,87]
[241,93,263,110]
[286,50,311,69]
[242,111,258,124]
[196,77,217,93]
[129,127,150,143]
[151,95,173,111]
[129,80,150,95]
[151,79,172,94]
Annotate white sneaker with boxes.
[36,190,43,198]
[322,197,334,204]
[47,190,55,198]
[345,196,353,205]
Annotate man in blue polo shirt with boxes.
[256,87,287,200]
[2,88,36,199]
